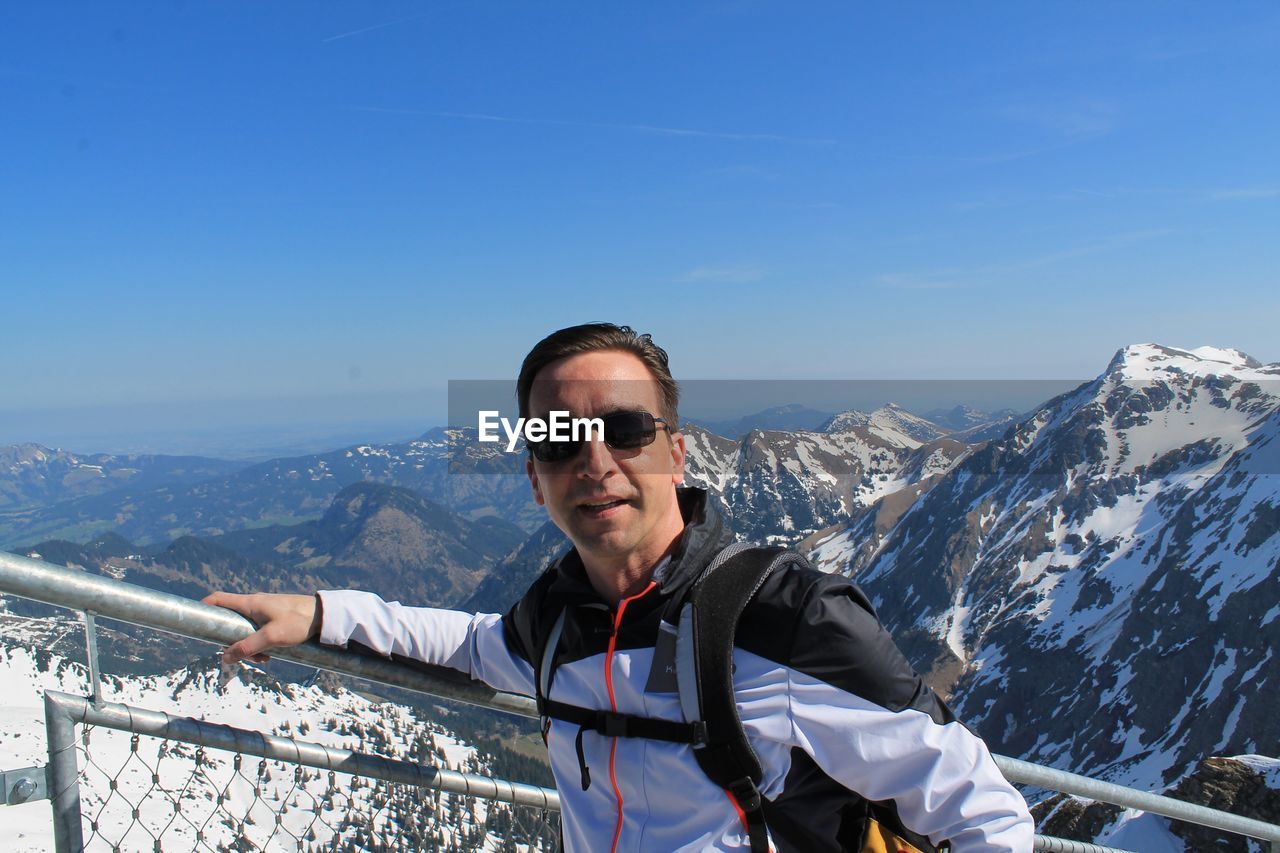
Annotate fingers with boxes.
[202,591,255,616]
[221,637,272,665]
[206,590,318,665]
[223,628,278,664]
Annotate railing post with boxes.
[44,692,84,853]
[81,610,102,706]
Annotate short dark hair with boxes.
[517,323,680,426]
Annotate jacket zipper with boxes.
[605,581,656,853]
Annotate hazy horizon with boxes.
[4,377,1093,458]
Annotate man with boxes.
[205,323,1034,852]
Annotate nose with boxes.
[575,435,617,481]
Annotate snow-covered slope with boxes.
[808,344,1280,794]
[0,641,551,852]
[682,421,971,542]
[821,403,950,446]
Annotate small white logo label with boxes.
[477,410,604,452]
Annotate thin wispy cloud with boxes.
[343,105,836,145]
[1052,186,1280,203]
[887,132,1107,166]
[1053,188,1131,201]
[950,197,1019,213]
[884,98,1119,165]
[878,229,1176,289]
[676,263,765,284]
[875,272,962,290]
[947,98,1121,165]
[323,12,431,44]
[1002,229,1174,271]
[1204,187,1280,201]
[1004,100,1118,139]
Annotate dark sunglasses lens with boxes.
[528,412,660,461]
[603,412,657,449]
[529,438,582,462]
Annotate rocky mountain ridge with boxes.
[12,483,526,618]
[681,416,973,542]
[0,443,244,512]
[0,430,540,549]
[807,343,1280,794]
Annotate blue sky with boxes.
[3,3,1278,452]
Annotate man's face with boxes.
[526,350,687,567]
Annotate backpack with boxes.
[531,543,944,853]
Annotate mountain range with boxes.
[806,344,1280,799]
[3,342,1278,849]
[17,482,525,613]
[0,443,244,513]
[681,405,974,542]
[0,430,540,549]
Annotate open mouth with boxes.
[578,498,629,518]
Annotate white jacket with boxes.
[319,489,1034,852]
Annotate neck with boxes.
[581,516,686,607]
[581,540,674,607]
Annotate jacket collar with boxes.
[550,487,733,605]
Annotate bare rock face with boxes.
[1030,794,1121,846]
[1030,756,1280,849]
[681,418,971,545]
[1165,757,1280,851]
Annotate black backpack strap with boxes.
[527,543,791,851]
[541,698,707,790]
[677,544,790,853]
[535,609,567,740]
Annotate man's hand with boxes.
[201,592,321,664]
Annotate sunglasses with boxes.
[527,411,671,463]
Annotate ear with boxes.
[526,456,545,506]
[668,430,686,486]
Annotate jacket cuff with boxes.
[315,589,360,648]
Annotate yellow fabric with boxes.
[861,817,926,853]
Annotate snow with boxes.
[0,642,541,852]
[1218,697,1247,751]
[944,579,971,661]
[806,529,859,573]
[1098,808,1185,851]
[1112,343,1278,382]
[1230,754,1280,788]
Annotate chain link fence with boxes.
[45,692,559,852]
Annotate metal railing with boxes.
[4,551,1279,852]
[42,690,558,851]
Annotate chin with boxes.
[573,529,639,557]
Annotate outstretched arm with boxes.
[204,588,535,697]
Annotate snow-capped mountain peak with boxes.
[821,403,948,446]
[1105,343,1277,381]
[806,342,1280,797]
